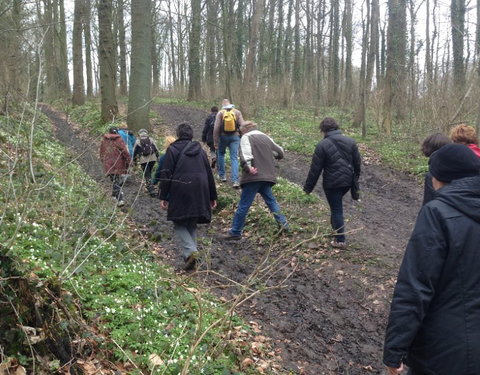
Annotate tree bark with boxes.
[128,0,152,131]
[187,0,202,100]
[383,0,407,134]
[118,0,128,96]
[451,0,465,89]
[98,0,118,124]
[84,0,93,97]
[72,0,85,106]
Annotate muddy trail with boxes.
[41,104,423,374]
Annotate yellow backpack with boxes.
[221,109,237,133]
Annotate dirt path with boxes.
[42,103,423,374]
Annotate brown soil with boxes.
[41,103,423,374]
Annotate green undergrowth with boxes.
[0,103,273,374]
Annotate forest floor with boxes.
[40,103,422,375]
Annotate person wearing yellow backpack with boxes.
[213,99,245,188]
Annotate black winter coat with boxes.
[384,175,480,375]
[159,139,217,223]
[303,130,361,192]
[202,113,216,146]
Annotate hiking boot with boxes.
[233,181,240,189]
[184,254,197,271]
[221,232,242,241]
[211,158,217,169]
[117,200,125,207]
[218,175,227,182]
[330,240,346,249]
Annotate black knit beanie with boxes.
[429,143,480,182]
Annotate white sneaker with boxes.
[117,200,125,207]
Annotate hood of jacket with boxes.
[103,133,121,141]
[434,175,480,223]
[170,139,202,157]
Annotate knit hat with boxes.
[429,143,480,182]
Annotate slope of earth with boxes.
[42,103,423,374]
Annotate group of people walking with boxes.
[99,102,480,375]
[99,99,362,268]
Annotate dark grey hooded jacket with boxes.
[384,175,480,375]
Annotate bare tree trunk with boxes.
[205,0,217,93]
[343,0,353,103]
[451,0,466,89]
[243,0,265,115]
[98,0,118,123]
[293,0,302,97]
[58,0,70,95]
[187,0,202,100]
[118,0,128,96]
[72,0,85,106]
[327,0,340,106]
[383,0,407,134]
[84,0,93,97]
[128,0,152,131]
[167,2,177,88]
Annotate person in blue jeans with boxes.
[303,117,361,248]
[223,121,288,240]
[213,99,245,188]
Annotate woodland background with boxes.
[1,0,480,137]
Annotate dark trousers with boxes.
[324,186,350,243]
[140,161,156,184]
[109,174,123,200]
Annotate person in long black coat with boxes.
[383,144,480,375]
[159,123,217,270]
[303,117,361,248]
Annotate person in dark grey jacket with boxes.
[303,117,361,248]
[383,143,480,375]
[222,121,288,240]
[160,123,217,270]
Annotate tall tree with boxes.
[451,0,465,89]
[383,0,407,134]
[84,0,94,97]
[343,0,353,103]
[243,0,265,115]
[327,0,340,105]
[205,0,218,91]
[128,0,152,131]
[187,0,201,100]
[57,0,70,95]
[117,0,128,96]
[72,0,85,106]
[292,0,302,96]
[98,0,118,123]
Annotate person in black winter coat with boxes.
[303,117,361,248]
[202,106,218,168]
[159,123,217,270]
[383,143,480,375]
[420,133,450,206]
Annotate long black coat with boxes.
[304,129,361,192]
[159,139,217,223]
[384,175,480,375]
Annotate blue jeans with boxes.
[230,181,288,236]
[173,219,198,260]
[324,187,350,243]
[217,134,240,183]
